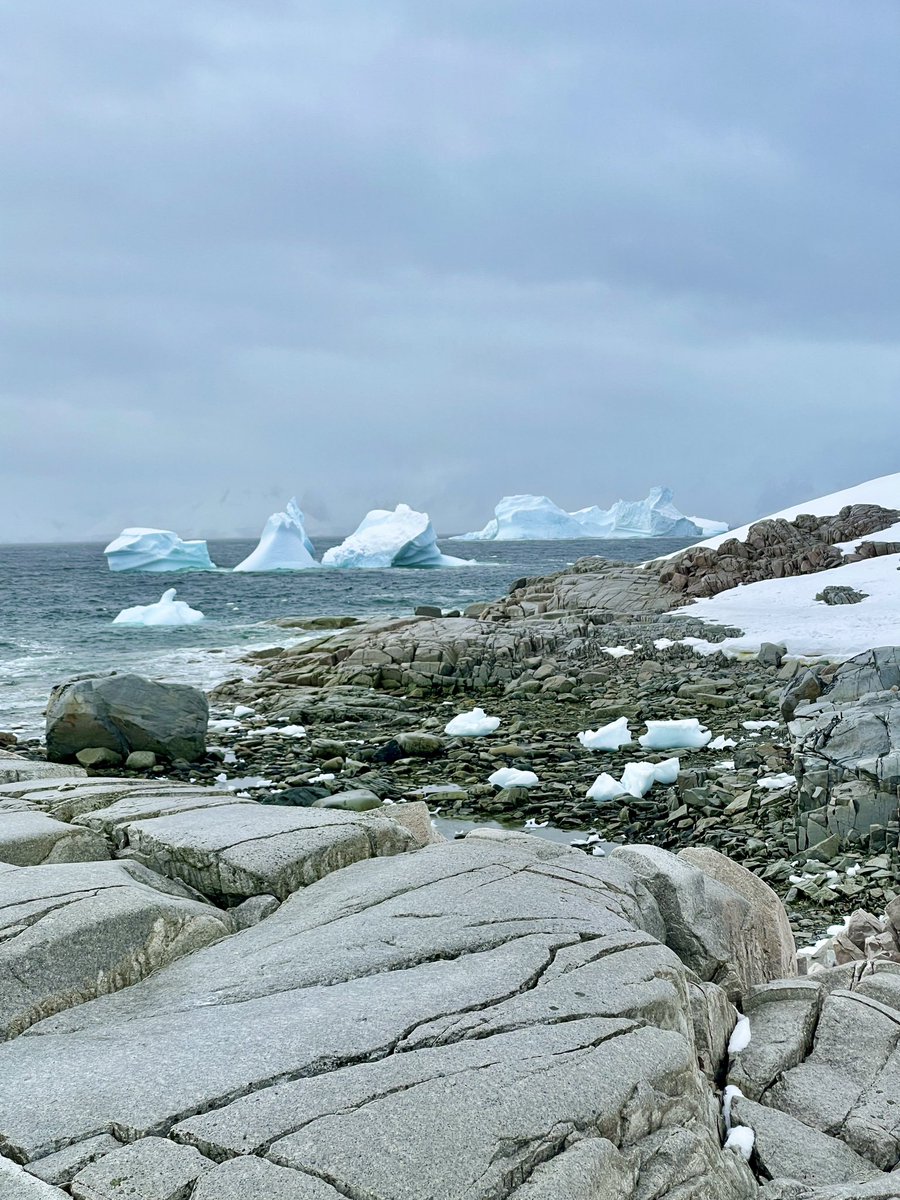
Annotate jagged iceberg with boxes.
[452,495,585,541]
[112,588,205,626]
[323,504,467,569]
[233,498,318,572]
[104,528,216,572]
[452,487,723,541]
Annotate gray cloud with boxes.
[2,0,899,541]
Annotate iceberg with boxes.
[452,495,585,541]
[323,504,467,569]
[104,528,216,572]
[444,707,501,737]
[452,488,721,541]
[112,588,204,626]
[233,498,318,572]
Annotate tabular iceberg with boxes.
[323,504,467,569]
[233,498,318,572]
[452,487,723,541]
[112,588,205,626]
[104,528,216,572]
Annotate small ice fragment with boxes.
[653,637,675,650]
[639,719,712,750]
[620,762,658,798]
[724,1126,755,1160]
[223,749,237,765]
[586,773,626,802]
[591,845,606,856]
[445,707,501,737]
[489,768,539,789]
[234,705,255,718]
[757,773,796,790]
[728,1015,751,1054]
[308,772,335,783]
[279,724,307,737]
[577,716,632,751]
[708,735,737,751]
[651,757,680,785]
[208,718,240,733]
[601,646,633,659]
[524,818,549,829]
[742,720,779,730]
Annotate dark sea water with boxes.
[0,536,694,737]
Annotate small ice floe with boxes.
[308,771,335,783]
[639,719,712,750]
[707,735,737,751]
[445,707,501,737]
[208,718,241,733]
[601,646,634,659]
[577,716,633,751]
[722,1084,744,1132]
[278,724,307,737]
[757,773,796,790]
[728,1015,752,1054]
[586,773,626,802]
[742,720,779,730]
[724,1126,755,1160]
[112,588,204,626]
[488,767,539,789]
[524,818,549,829]
[234,705,255,718]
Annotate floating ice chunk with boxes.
[104,528,216,572]
[708,735,737,751]
[573,488,704,539]
[278,724,307,737]
[728,1014,752,1053]
[445,707,501,737]
[602,646,634,659]
[323,504,467,568]
[757,773,796,790]
[639,719,712,750]
[651,757,680,785]
[586,773,626,802]
[234,705,255,718]
[724,1126,755,1160]
[451,495,585,541]
[233,499,318,571]
[620,762,658,797]
[488,767,539,789]
[577,717,633,751]
[524,818,549,829]
[112,588,204,626]
[742,720,780,730]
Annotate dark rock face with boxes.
[46,674,209,763]
[658,503,900,602]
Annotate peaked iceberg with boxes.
[104,528,216,572]
[112,588,205,626]
[451,495,585,541]
[323,504,467,569]
[571,488,703,539]
[233,498,318,572]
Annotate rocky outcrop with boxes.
[656,503,900,601]
[46,674,209,763]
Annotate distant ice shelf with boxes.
[323,504,468,568]
[104,528,216,572]
[233,498,318,572]
[452,488,726,541]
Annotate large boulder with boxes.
[45,674,208,763]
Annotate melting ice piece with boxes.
[651,757,680,785]
[445,707,501,737]
[488,767,539,789]
[323,504,467,568]
[234,705,255,717]
[586,773,626,802]
[577,716,633,751]
[104,528,216,572]
[757,773,796,790]
[708,735,737,751]
[742,720,780,730]
[639,719,712,750]
[620,762,659,798]
[278,724,307,738]
[233,499,318,572]
[112,588,204,626]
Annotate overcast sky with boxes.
[2,0,899,542]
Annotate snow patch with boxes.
[728,1014,752,1053]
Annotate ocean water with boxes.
[0,536,694,737]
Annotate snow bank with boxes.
[452,488,722,541]
[112,588,204,626]
[577,717,633,751]
[728,1015,752,1053]
[680,552,900,659]
[639,719,712,750]
[323,504,467,568]
[488,767,539,789]
[445,707,501,737]
[104,528,216,572]
[724,1126,755,1160]
[233,498,318,571]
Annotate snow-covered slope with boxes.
[233,499,318,572]
[323,504,467,568]
[104,529,216,572]
[453,488,718,541]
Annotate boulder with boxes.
[46,674,208,763]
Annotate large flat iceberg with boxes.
[112,588,205,626]
[233,498,318,572]
[323,504,467,569]
[104,528,216,572]
[452,488,720,541]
